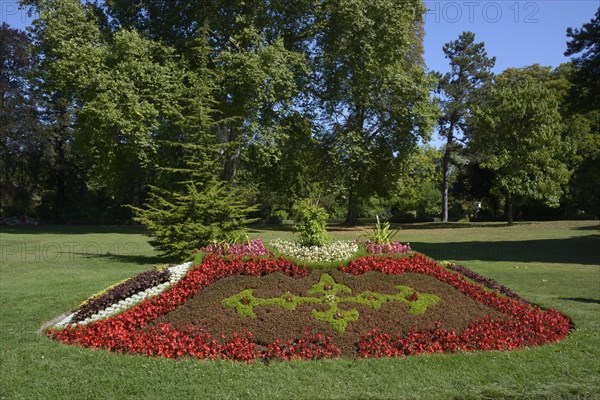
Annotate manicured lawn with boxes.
[1,221,599,399]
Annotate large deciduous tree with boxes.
[389,146,442,219]
[102,0,311,181]
[26,0,105,219]
[75,29,184,205]
[0,23,44,216]
[436,31,495,222]
[315,0,438,224]
[564,8,600,217]
[19,0,441,227]
[469,66,573,224]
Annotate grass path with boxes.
[1,221,599,399]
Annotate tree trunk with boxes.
[345,111,365,226]
[345,188,359,225]
[506,194,514,225]
[441,147,450,222]
[222,123,242,181]
[492,197,500,218]
[441,125,454,222]
[54,103,69,221]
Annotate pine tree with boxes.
[436,32,496,222]
[131,39,256,258]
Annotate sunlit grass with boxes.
[1,221,598,399]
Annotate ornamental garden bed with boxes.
[46,240,572,363]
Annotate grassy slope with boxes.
[0,221,599,399]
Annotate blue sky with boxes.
[424,0,599,73]
[423,0,598,145]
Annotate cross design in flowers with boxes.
[222,273,440,333]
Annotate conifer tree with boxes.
[436,32,495,222]
[131,40,256,258]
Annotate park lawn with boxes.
[1,221,599,399]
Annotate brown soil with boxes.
[153,270,500,356]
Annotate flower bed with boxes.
[71,269,172,323]
[270,239,358,262]
[365,240,412,255]
[341,256,571,356]
[201,239,272,257]
[47,250,572,362]
[53,262,193,328]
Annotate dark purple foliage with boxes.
[444,263,529,304]
[72,269,171,323]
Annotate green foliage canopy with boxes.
[469,66,573,223]
[314,0,438,223]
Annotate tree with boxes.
[242,112,335,216]
[0,23,45,216]
[92,0,439,225]
[564,9,600,217]
[102,0,311,181]
[469,66,572,224]
[435,31,495,222]
[565,7,599,112]
[75,29,185,206]
[130,43,256,258]
[26,0,202,214]
[389,146,441,219]
[315,0,438,224]
[26,0,105,219]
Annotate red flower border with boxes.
[341,255,572,357]
[47,254,572,362]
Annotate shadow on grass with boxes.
[410,235,600,266]
[250,222,513,232]
[0,225,148,235]
[331,222,514,230]
[248,224,294,233]
[572,224,600,231]
[396,222,515,230]
[77,252,172,265]
[559,297,600,305]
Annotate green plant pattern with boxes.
[222,274,441,332]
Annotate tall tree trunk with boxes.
[345,188,359,225]
[345,111,365,226]
[492,197,500,218]
[506,194,514,225]
[222,123,242,181]
[54,137,65,220]
[54,101,69,221]
[441,125,454,222]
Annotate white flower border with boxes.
[270,239,358,263]
[53,261,193,328]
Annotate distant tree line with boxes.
[1,1,598,228]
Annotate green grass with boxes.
[1,221,599,399]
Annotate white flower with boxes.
[270,239,358,262]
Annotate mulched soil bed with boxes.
[154,270,500,356]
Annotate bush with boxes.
[267,209,289,225]
[132,179,257,259]
[293,200,329,247]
